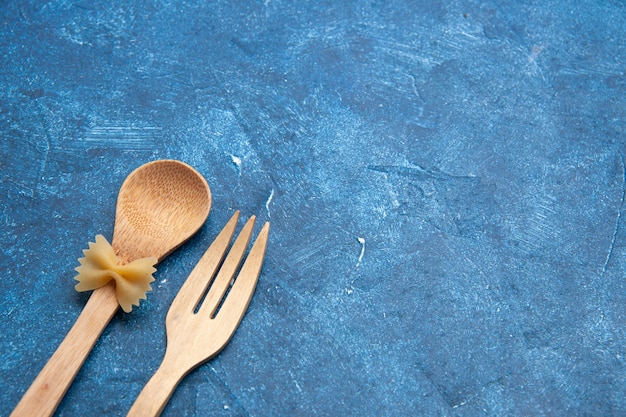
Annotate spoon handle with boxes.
[11,283,119,417]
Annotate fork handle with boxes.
[127,354,187,417]
[11,283,119,417]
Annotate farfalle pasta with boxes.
[74,235,157,312]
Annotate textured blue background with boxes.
[1,1,625,416]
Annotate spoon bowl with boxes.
[113,160,211,263]
[12,160,211,417]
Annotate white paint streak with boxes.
[289,370,303,393]
[601,154,626,277]
[356,237,365,268]
[75,124,161,150]
[231,154,242,174]
[265,189,275,218]
[453,400,467,408]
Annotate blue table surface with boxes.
[1,1,625,416]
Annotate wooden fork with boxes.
[127,211,269,417]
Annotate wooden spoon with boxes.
[11,160,212,417]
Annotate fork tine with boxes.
[167,211,239,317]
[213,222,269,326]
[197,215,256,318]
